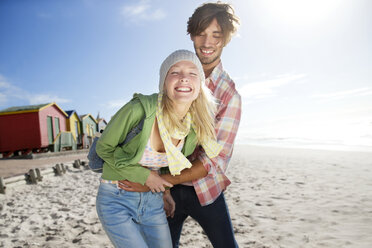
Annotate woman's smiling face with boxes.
[164,60,201,105]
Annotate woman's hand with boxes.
[163,190,175,218]
[145,171,173,193]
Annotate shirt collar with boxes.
[206,61,223,87]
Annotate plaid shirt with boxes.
[192,62,241,206]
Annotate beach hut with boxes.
[97,118,107,133]
[65,110,83,148]
[79,114,97,148]
[0,102,68,157]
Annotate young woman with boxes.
[95,50,222,248]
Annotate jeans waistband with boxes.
[100,178,118,184]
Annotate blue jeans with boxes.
[96,182,172,248]
[168,185,238,248]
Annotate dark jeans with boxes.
[167,185,238,248]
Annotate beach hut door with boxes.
[47,116,54,144]
[54,117,60,136]
[75,121,80,142]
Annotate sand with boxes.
[0,151,89,178]
[0,145,371,248]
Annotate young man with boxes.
[165,3,241,247]
[118,2,241,247]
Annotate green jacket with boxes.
[96,93,197,185]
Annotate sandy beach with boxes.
[1,145,371,248]
[0,151,89,178]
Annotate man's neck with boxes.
[202,59,220,78]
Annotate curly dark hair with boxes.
[187,2,240,45]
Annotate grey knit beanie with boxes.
[159,49,205,92]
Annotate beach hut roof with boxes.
[80,114,97,123]
[97,118,107,124]
[65,110,80,119]
[0,102,68,117]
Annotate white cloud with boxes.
[311,87,372,101]
[106,99,129,109]
[0,75,11,88]
[98,98,130,121]
[29,94,70,105]
[0,75,18,105]
[238,73,306,99]
[121,0,166,22]
[0,74,70,107]
[0,92,6,105]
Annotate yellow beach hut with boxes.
[65,110,82,148]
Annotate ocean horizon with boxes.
[236,136,372,153]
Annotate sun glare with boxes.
[260,0,345,26]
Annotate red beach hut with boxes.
[0,102,68,157]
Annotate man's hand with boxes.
[118,180,150,192]
[145,171,173,193]
[163,190,175,218]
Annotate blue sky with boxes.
[1,0,371,151]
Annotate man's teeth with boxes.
[202,49,213,54]
[176,87,191,92]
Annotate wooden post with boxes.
[73,160,81,169]
[81,160,88,169]
[60,163,66,174]
[54,164,62,176]
[0,177,6,194]
[28,169,38,184]
[35,168,43,181]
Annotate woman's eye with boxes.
[190,73,197,76]
[170,71,179,75]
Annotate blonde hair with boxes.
[162,81,217,144]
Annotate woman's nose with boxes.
[180,74,189,82]
[180,77,188,82]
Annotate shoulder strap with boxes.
[118,117,145,147]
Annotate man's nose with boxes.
[202,35,215,47]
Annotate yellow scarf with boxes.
[156,93,223,175]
